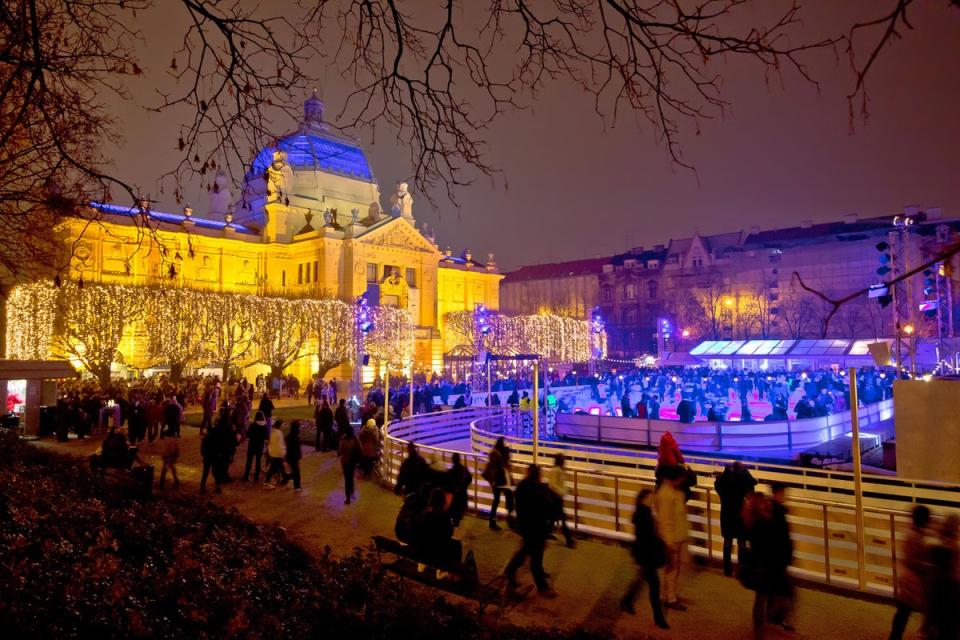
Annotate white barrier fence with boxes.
[554,399,895,453]
[383,407,960,598]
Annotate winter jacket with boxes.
[714,466,757,539]
[654,482,689,545]
[267,427,286,460]
[246,420,268,454]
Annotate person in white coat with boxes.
[264,420,287,487]
[655,466,690,611]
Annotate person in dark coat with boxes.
[127,398,146,444]
[200,421,228,494]
[334,398,351,435]
[504,464,557,598]
[257,392,274,427]
[715,461,757,576]
[621,392,633,418]
[620,489,669,629]
[744,483,794,639]
[395,441,429,497]
[242,411,268,482]
[483,437,514,530]
[281,420,303,490]
[419,488,462,568]
[338,427,360,504]
[315,400,335,451]
[676,396,695,423]
[444,452,473,527]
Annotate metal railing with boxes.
[382,407,960,598]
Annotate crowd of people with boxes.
[49,368,959,638]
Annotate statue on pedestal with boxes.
[389,182,414,220]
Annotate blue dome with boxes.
[251,131,374,182]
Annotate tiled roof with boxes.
[500,257,608,282]
[251,130,374,182]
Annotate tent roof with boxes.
[0,360,79,380]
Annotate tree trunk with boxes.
[270,365,283,381]
[93,364,112,389]
[170,361,185,382]
[221,361,230,382]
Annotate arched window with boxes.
[624,283,636,300]
[648,279,658,299]
[601,285,613,302]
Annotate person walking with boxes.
[546,453,575,547]
[889,505,933,640]
[264,420,287,487]
[483,437,514,530]
[257,392,275,428]
[715,461,757,576]
[358,418,381,478]
[655,466,689,612]
[281,420,303,491]
[620,488,669,629]
[199,384,216,436]
[504,464,558,599]
[927,514,959,640]
[334,398,351,436]
[315,399,335,451]
[445,452,472,527]
[338,426,361,504]
[200,422,225,494]
[157,425,180,489]
[743,484,795,639]
[242,411,268,482]
[163,395,183,438]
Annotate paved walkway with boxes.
[37,430,917,639]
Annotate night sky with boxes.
[103,1,960,271]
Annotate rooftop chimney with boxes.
[843,213,858,224]
[800,219,813,229]
[904,204,922,217]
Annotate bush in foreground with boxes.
[0,434,616,639]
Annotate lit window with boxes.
[298,264,303,285]
[405,267,417,288]
[366,263,378,283]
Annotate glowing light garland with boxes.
[6,280,413,380]
[443,309,606,362]
[5,282,57,360]
[366,306,414,367]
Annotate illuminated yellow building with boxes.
[56,92,502,381]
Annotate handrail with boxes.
[379,406,958,599]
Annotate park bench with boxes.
[371,535,504,616]
[90,449,154,500]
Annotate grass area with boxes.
[0,433,615,639]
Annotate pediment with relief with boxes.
[359,219,438,254]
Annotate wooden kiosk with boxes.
[0,360,79,437]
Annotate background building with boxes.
[502,209,960,358]
[499,258,606,319]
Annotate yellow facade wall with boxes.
[54,213,501,381]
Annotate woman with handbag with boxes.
[620,489,669,629]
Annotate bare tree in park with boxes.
[144,287,216,381]
[252,298,311,380]
[52,282,146,387]
[205,293,256,381]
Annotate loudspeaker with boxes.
[867,341,892,367]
